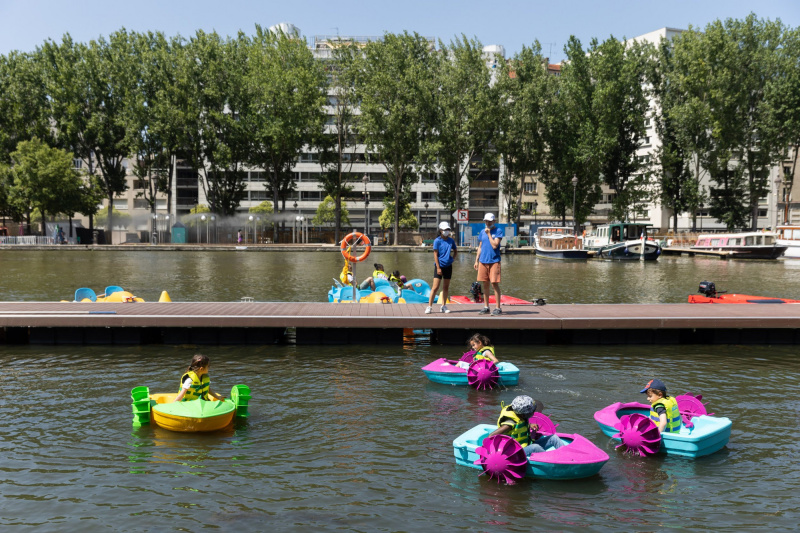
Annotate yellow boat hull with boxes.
[149,393,234,433]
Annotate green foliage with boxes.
[0,51,51,164]
[6,138,84,231]
[378,202,419,231]
[356,32,436,244]
[248,201,274,215]
[427,35,498,214]
[313,195,350,226]
[94,206,132,229]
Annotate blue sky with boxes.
[1,0,797,61]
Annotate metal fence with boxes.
[0,236,58,245]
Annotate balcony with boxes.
[469,199,499,209]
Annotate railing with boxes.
[1,236,56,245]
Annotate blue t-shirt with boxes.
[433,236,457,267]
[478,227,503,264]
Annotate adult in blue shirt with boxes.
[426,221,458,314]
[474,213,503,315]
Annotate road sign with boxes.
[454,209,469,223]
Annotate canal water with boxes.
[1,250,800,530]
[1,343,798,531]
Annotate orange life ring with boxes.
[341,232,372,262]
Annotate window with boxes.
[113,199,128,210]
[644,118,651,127]
[641,137,651,146]
[250,171,265,182]
[421,192,438,202]
[299,153,320,163]
[250,190,268,201]
[758,209,767,217]
[133,199,149,209]
[523,181,536,194]
[156,199,167,210]
[72,158,83,169]
[301,191,322,201]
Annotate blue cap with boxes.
[640,378,667,393]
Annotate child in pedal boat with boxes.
[174,354,225,402]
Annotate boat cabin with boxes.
[584,222,654,249]
[536,227,583,250]
[693,232,776,249]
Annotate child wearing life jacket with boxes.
[640,378,681,434]
[173,354,225,402]
[455,333,500,368]
[488,395,566,455]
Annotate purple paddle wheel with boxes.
[459,350,476,363]
[676,393,712,428]
[528,412,559,437]
[613,413,662,456]
[474,434,528,483]
[467,360,499,390]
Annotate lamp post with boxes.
[699,203,704,231]
[257,216,262,244]
[293,201,298,243]
[775,175,783,228]
[248,215,254,244]
[151,213,157,245]
[424,201,429,234]
[571,176,578,235]
[210,215,216,244]
[362,174,370,236]
[201,214,206,244]
[164,215,170,244]
[532,200,538,226]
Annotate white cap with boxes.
[439,221,451,231]
[483,213,496,221]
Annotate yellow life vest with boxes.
[389,274,402,284]
[179,370,210,401]
[372,269,387,280]
[650,395,681,433]
[496,404,531,447]
[473,346,496,362]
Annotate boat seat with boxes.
[104,285,124,297]
[74,287,97,302]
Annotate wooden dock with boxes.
[2,301,800,345]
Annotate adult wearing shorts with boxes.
[474,212,503,315]
[426,221,457,314]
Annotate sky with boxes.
[0,0,798,62]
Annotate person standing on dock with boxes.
[474,213,503,315]
[426,221,457,314]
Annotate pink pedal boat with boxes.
[453,413,609,481]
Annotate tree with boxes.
[427,35,498,216]
[356,32,436,245]
[41,32,136,243]
[495,43,552,226]
[245,25,327,242]
[767,26,800,203]
[313,195,351,226]
[0,50,51,164]
[6,138,84,234]
[95,206,131,230]
[541,36,603,226]
[318,41,360,244]
[378,202,419,231]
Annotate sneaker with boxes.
[479,307,490,315]
[424,306,432,314]
[441,305,450,314]
[492,308,503,316]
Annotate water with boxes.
[4,249,800,303]
[2,251,800,530]
[1,344,798,530]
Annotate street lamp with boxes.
[201,214,206,244]
[151,213,157,245]
[571,176,578,235]
[210,215,216,244]
[424,201,429,233]
[164,215,170,244]
[362,174,370,236]
[775,175,784,228]
[699,203,704,231]
[532,200,538,225]
[248,215,254,244]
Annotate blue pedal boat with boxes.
[421,358,519,386]
[594,401,732,458]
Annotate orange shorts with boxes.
[477,262,501,283]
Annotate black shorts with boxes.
[434,264,453,280]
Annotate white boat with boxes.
[534,227,590,259]
[583,222,660,261]
[776,225,800,258]
[692,232,786,259]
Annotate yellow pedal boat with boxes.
[131,385,251,433]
